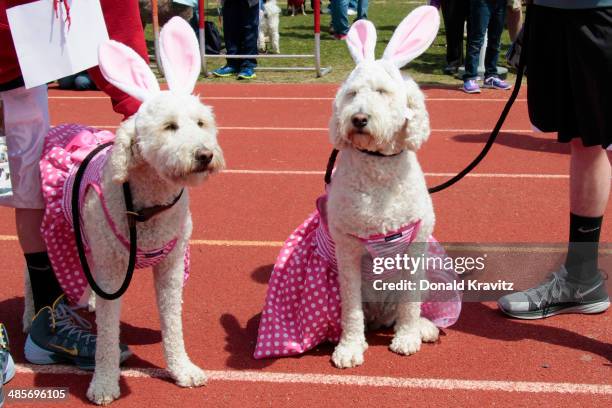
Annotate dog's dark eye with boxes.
[165,122,178,131]
[197,120,205,128]
[346,91,357,98]
[376,88,387,95]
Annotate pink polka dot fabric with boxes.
[40,124,190,306]
[254,195,462,359]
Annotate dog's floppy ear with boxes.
[98,41,160,102]
[403,80,430,151]
[346,19,377,64]
[159,17,201,94]
[110,117,136,184]
[382,5,440,69]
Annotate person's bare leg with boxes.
[15,208,46,253]
[570,139,610,216]
[497,139,611,318]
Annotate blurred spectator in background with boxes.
[329,0,368,39]
[57,71,97,91]
[506,0,522,42]
[139,0,194,28]
[440,0,469,75]
[462,0,511,93]
[213,0,259,80]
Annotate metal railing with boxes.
[150,0,331,77]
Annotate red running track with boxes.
[0,84,610,407]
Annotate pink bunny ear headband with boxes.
[346,5,440,69]
[323,6,440,184]
[346,6,439,121]
[97,16,201,102]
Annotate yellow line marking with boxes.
[2,235,610,253]
[0,235,283,247]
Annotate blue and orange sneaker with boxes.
[24,295,131,371]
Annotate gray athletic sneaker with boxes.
[24,295,131,370]
[497,266,610,319]
[1,323,16,408]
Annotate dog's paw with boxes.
[418,317,439,343]
[171,361,208,388]
[390,331,421,356]
[87,377,120,406]
[331,340,368,369]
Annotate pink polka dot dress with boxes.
[39,124,190,306]
[254,195,462,359]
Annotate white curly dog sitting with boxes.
[326,6,441,368]
[23,18,224,405]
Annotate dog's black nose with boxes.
[195,149,213,167]
[352,114,369,129]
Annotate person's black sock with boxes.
[565,213,603,284]
[25,252,63,312]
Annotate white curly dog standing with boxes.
[327,6,441,369]
[88,18,224,404]
[22,17,224,405]
[258,0,281,54]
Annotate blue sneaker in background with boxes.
[483,76,512,90]
[462,79,481,94]
[212,65,238,77]
[237,67,256,80]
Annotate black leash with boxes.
[72,142,137,300]
[71,144,185,301]
[325,9,530,191]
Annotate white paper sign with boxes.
[7,0,109,89]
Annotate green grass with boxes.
[146,2,515,85]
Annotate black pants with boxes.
[223,0,259,69]
[441,0,470,69]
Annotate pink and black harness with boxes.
[40,124,189,304]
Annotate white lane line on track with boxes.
[223,170,569,179]
[48,96,526,102]
[13,364,612,395]
[87,125,534,133]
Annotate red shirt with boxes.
[0,0,148,118]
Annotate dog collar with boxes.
[357,148,404,157]
[126,187,184,226]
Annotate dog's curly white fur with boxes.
[23,18,224,405]
[258,0,281,54]
[326,7,441,369]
